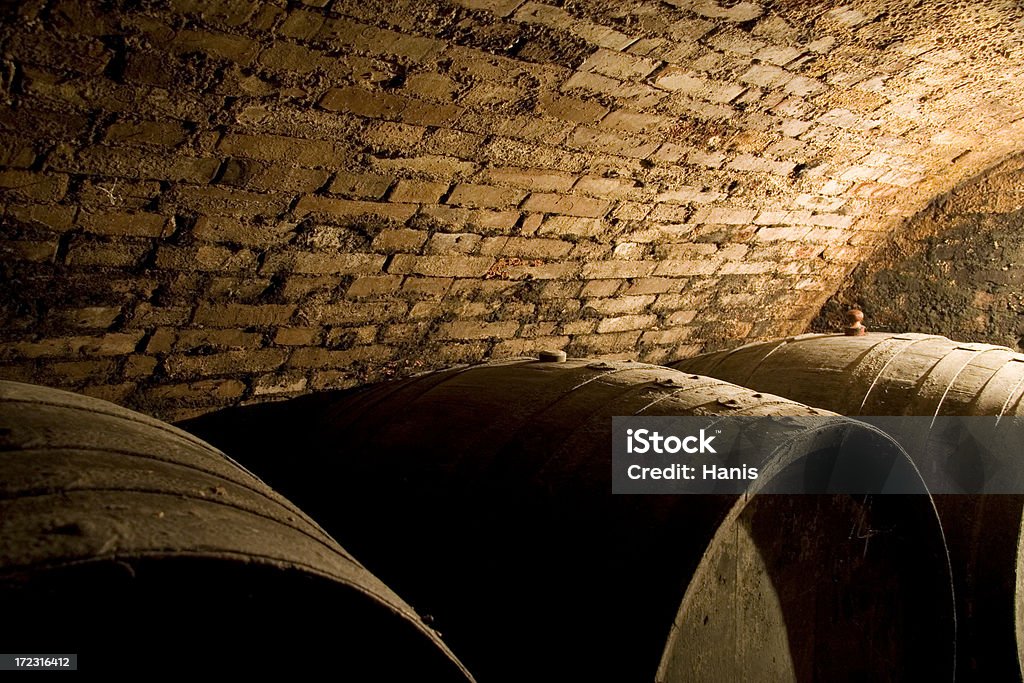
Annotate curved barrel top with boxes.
[672,333,1024,417]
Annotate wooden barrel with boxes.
[670,332,1024,418]
[181,357,955,682]
[0,380,473,679]
[672,332,1024,680]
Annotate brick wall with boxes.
[3,0,1024,419]
[817,153,1024,349]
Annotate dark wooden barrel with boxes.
[0,380,473,679]
[673,332,1024,681]
[181,357,955,682]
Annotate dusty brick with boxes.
[165,348,287,378]
[293,196,417,222]
[274,327,322,346]
[0,171,69,201]
[569,331,642,354]
[65,241,149,267]
[193,216,295,247]
[174,329,263,351]
[596,314,658,333]
[288,345,395,368]
[145,379,248,403]
[582,260,657,279]
[584,295,656,316]
[320,86,407,118]
[522,193,611,218]
[0,332,145,359]
[478,167,577,193]
[155,245,257,272]
[105,120,189,146]
[329,172,393,199]
[388,254,494,278]
[346,275,404,297]
[446,183,527,209]
[6,204,76,231]
[76,210,168,237]
[439,320,520,340]
[372,228,429,252]
[0,240,57,262]
[425,233,482,255]
[218,134,344,167]
[290,252,387,275]
[388,179,450,204]
[193,303,295,327]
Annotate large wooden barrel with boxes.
[672,332,1024,680]
[181,357,955,682]
[670,332,1024,418]
[0,380,473,679]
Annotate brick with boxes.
[310,301,409,325]
[320,86,407,118]
[172,29,259,64]
[243,165,331,194]
[693,207,759,225]
[174,329,263,351]
[538,93,608,125]
[304,252,387,275]
[570,331,642,354]
[105,120,188,146]
[400,100,465,128]
[493,336,570,357]
[372,229,429,252]
[584,295,656,316]
[274,327,321,346]
[500,237,573,259]
[478,167,576,193]
[218,134,343,167]
[425,233,482,255]
[165,348,288,378]
[52,307,121,329]
[293,196,417,222]
[173,186,292,217]
[388,179,450,204]
[329,172,393,199]
[567,127,659,159]
[388,254,494,278]
[582,260,657,279]
[653,259,720,276]
[144,378,248,405]
[579,48,661,81]
[439,320,520,340]
[402,277,452,298]
[597,314,657,333]
[523,193,611,218]
[68,147,220,183]
[193,216,295,247]
[346,275,404,297]
[599,110,670,134]
[0,171,68,201]
[193,303,295,327]
[155,245,257,272]
[0,332,144,360]
[124,354,159,377]
[288,345,395,368]
[65,241,149,267]
[0,240,57,262]
[6,204,76,231]
[279,9,325,38]
[485,259,575,280]
[77,211,168,237]
[446,183,526,209]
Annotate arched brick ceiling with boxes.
[2,0,1024,417]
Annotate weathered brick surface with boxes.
[4,0,1024,416]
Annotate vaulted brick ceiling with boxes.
[2,0,1024,418]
